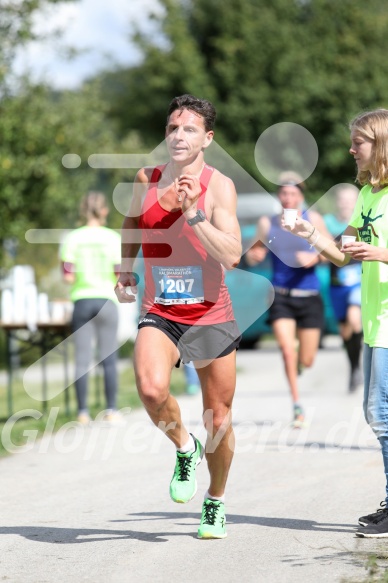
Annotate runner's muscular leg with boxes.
[297,327,321,368]
[195,351,237,498]
[347,304,362,334]
[134,327,189,448]
[272,318,299,402]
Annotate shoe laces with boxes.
[175,453,194,482]
[202,501,221,526]
[369,501,388,523]
[371,508,388,525]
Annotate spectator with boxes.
[283,108,388,537]
[61,192,121,424]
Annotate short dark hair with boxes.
[277,171,306,193]
[166,94,216,132]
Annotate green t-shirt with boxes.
[349,184,388,347]
[60,226,121,302]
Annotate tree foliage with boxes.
[0,0,74,88]
[99,0,388,197]
[0,2,128,269]
[3,0,388,272]
[1,83,117,237]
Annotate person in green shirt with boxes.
[61,192,121,424]
[284,108,388,538]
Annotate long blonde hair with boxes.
[79,191,108,225]
[350,109,388,187]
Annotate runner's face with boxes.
[278,185,304,210]
[349,130,374,172]
[336,188,358,220]
[165,109,213,164]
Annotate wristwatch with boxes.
[187,209,206,226]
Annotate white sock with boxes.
[204,490,225,503]
[177,434,195,454]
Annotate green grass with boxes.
[0,360,186,456]
[342,551,388,583]
[364,553,388,582]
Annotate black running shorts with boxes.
[138,313,242,365]
[267,293,324,329]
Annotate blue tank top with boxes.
[268,214,320,290]
[324,213,361,287]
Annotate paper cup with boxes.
[283,209,298,227]
[341,235,356,246]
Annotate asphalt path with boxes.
[0,337,385,582]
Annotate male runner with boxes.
[115,94,242,539]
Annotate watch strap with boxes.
[187,209,206,226]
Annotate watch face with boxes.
[188,209,206,225]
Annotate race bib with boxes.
[152,266,204,305]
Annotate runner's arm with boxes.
[283,215,353,267]
[184,173,242,270]
[294,211,331,267]
[115,168,149,302]
[245,216,270,266]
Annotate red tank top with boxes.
[139,164,234,325]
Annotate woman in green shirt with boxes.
[284,109,388,538]
[61,192,121,424]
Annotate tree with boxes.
[0,2,128,269]
[0,81,126,278]
[98,0,388,197]
[0,0,74,89]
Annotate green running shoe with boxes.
[169,434,204,503]
[292,404,305,429]
[198,498,227,539]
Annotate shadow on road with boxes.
[0,513,357,545]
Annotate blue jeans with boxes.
[363,343,388,503]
